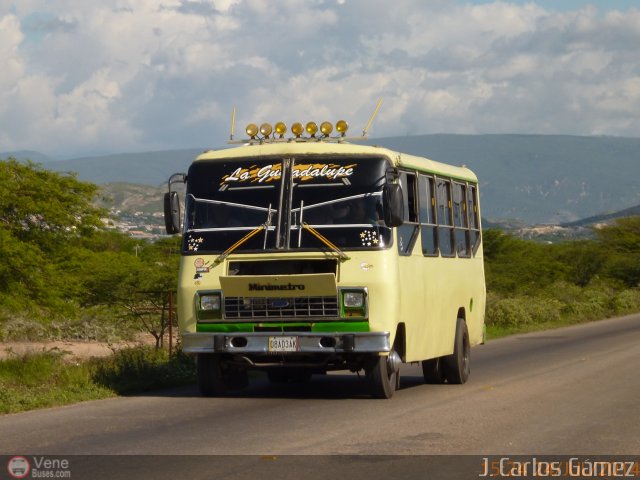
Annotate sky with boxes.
[1,0,640,159]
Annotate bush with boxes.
[92,346,195,394]
[610,289,640,314]
[486,294,562,330]
[0,350,111,414]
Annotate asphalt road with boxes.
[1,314,639,479]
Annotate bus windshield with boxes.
[183,156,391,254]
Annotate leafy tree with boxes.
[0,159,104,248]
[595,217,640,287]
[0,159,107,313]
[483,229,567,294]
[553,240,605,287]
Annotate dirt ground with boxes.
[0,334,167,361]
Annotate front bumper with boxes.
[182,331,390,354]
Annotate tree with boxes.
[595,217,640,287]
[0,159,107,313]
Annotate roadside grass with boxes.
[0,346,195,414]
[485,282,640,339]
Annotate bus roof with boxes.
[194,142,478,183]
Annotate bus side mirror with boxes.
[383,183,404,227]
[164,191,181,234]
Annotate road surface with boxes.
[1,314,639,478]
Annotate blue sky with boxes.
[1,0,640,158]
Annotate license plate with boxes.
[268,336,299,353]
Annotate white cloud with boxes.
[1,0,640,158]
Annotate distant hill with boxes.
[369,134,640,224]
[4,134,640,224]
[41,149,204,185]
[96,183,166,215]
[0,150,53,163]
[561,203,640,227]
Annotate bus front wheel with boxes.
[197,353,226,396]
[443,318,470,384]
[367,352,400,399]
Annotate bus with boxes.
[164,119,485,399]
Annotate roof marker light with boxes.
[259,123,273,137]
[336,120,349,136]
[320,121,333,137]
[291,122,304,138]
[306,121,318,137]
[275,122,287,137]
[246,123,258,139]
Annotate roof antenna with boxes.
[229,107,236,141]
[362,98,383,138]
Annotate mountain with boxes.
[370,134,640,224]
[0,150,52,163]
[4,134,640,224]
[42,149,204,185]
[561,203,640,227]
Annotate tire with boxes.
[367,353,398,399]
[197,353,226,396]
[443,318,470,384]
[422,357,446,384]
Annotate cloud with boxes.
[1,0,640,158]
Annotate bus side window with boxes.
[468,185,481,255]
[419,174,438,256]
[453,182,470,258]
[397,172,419,255]
[436,178,455,257]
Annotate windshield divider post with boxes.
[298,200,304,248]
[264,203,272,249]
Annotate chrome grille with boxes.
[224,296,339,320]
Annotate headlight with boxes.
[343,291,364,308]
[340,288,368,319]
[200,294,221,311]
[196,291,223,322]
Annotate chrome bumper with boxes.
[182,331,390,354]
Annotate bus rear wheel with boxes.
[443,318,470,384]
[422,357,446,384]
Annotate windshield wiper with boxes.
[214,225,266,264]
[214,205,274,264]
[301,222,350,261]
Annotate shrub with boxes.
[487,294,563,330]
[92,346,195,394]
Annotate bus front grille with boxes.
[224,296,339,320]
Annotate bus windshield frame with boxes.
[182,155,392,254]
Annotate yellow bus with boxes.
[164,120,485,398]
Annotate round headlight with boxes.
[260,123,273,137]
[291,122,304,137]
[320,121,333,136]
[336,120,349,135]
[306,121,318,136]
[246,123,259,138]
